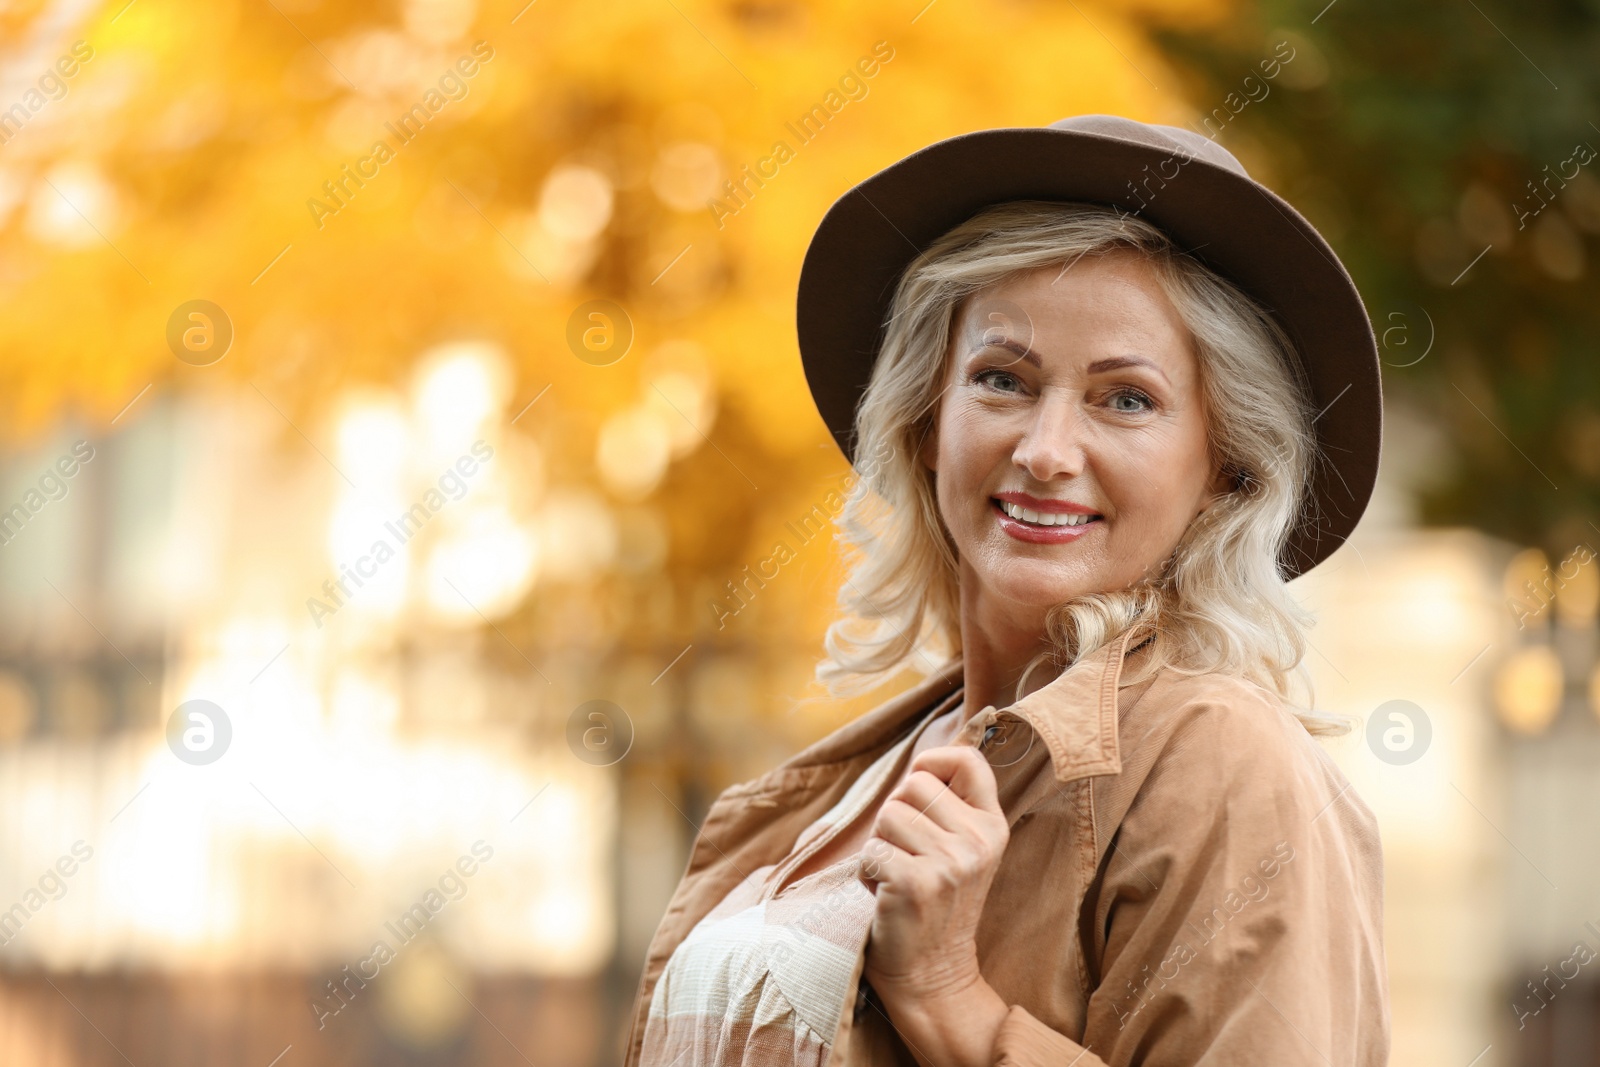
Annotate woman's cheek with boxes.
[950,396,1014,445]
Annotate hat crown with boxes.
[1046,114,1249,179]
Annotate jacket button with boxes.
[981,724,1000,749]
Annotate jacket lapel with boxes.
[829,629,1149,1063]
[624,660,967,1067]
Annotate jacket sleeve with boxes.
[987,687,1390,1066]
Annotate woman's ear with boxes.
[1198,460,1235,513]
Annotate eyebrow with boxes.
[1087,355,1172,385]
[972,337,1040,367]
[969,338,1172,385]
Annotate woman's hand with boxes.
[859,744,1010,1005]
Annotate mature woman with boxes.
[625,115,1390,1066]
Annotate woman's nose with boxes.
[1011,393,1086,481]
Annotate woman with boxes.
[625,115,1390,1066]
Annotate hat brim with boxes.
[795,125,1382,579]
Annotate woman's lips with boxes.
[991,498,1101,544]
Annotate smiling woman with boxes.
[627,115,1390,1067]
[838,202,1327,728]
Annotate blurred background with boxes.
[0,0,1597,1064]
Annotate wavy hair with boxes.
[815,200,1352,737]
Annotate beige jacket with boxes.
[624,627,1390,1065]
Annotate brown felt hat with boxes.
[795,113,1382,579]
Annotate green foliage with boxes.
[1148,0,1600,553]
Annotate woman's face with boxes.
[921,252,1228,616]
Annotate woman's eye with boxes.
[1109,389,1154,413]
[973,368,1021,392]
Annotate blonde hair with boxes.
[815,200,1352,737]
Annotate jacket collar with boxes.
[788,625,1154,786]
[952,623,1152,783]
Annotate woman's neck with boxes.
[956,591,1055,721]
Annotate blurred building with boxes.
[0,347,616,1066]
[1295,404,1600,1067]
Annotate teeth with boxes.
[999,501,1096,527]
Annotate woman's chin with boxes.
[963,542,1121,608]
[980,570,1097,611]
